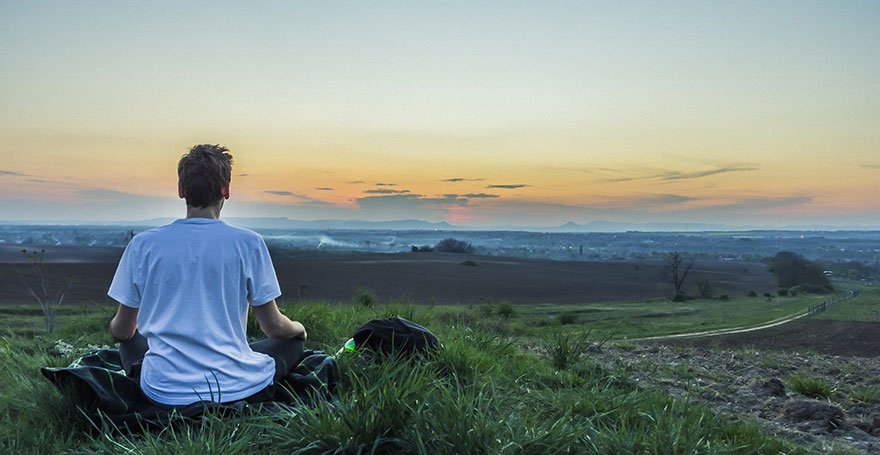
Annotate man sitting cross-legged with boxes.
[108,143,307,406]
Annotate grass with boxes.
[0,299,815,453]
[849,385,880,403]
[788,373,834,399]
[509,291,837,340]
[811,287,880,322]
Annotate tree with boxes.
[18,249,73,333]
[435,238,473,254]
[664,251,695,295]
[767,251,832,293]
[695,278,714,299]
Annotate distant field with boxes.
[489,291,834,340]
[811,287,880,322]
[1,249,776,306]
[1,290,835,342]
[660,286,880,357]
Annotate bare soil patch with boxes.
[274,253,773,304]
[593,343,880,453]
[0,247,774,305]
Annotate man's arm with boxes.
[252,299,307,340]
[109,304,139,342]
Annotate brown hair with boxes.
[177,144,234,208]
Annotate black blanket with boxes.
[41,348,339,430]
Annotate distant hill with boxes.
[2,217,877,232]
[108,217,459,231]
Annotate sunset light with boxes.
[1,2,878,228]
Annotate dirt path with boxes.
[628,290,858,343]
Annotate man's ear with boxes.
[178,182,185,199]
[222,183,230,200]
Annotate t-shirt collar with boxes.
[174,218,224,225]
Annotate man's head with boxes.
[177,144,234,208]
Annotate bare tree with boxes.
[18,249,73,333]
[664,251,695,295]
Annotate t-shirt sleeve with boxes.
[108,241,142,308]
[247,237,282,306]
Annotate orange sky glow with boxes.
[1,2,878,228]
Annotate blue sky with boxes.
[1,1,879,227]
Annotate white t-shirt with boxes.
[108,218,280,405]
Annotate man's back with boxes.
[109,218,280,405]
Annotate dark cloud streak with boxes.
[446,193,499,199]
[486,184,530,189]
[0,170,30,177]
[602,164,758,183]
[441,177,486,182]
[263,190,333,206]
[364,189,410,194]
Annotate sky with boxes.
[1,1,879,228]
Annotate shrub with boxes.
[788,373,833,399]
[435,238,473,254]
[460,260,479,267]
[695,278,714,299]
[353,287,377,308]
[557,311,578,325]
[747,291,758,297]
[18,249,73,333]
[763,292,772,298]
[671,292,687,302]
[799,283,832,294]
[477,304,494,318]
[777,288,789,297]
[719,295,729,301]
[496,301,516,320]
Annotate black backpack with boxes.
[352,317,439,357]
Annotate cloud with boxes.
[364,189,410,194]
[265,190,296,197]
[601,193,699,208]
[354,192,487,220]
[659,165,758,181]
[441,177,486,182]
[599,164,758,183]
[0,170,30,177]
[315,187,334,191]
[444,193,499,199]
[77,188,148,201]
[345,180,365,184]
[861,164,880,170]
[716,195,813,210]
[486,184,530,189]
[375,182,398,186]
[237,173,250,177]
[263,190,333,206]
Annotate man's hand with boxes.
[253,299,307,340]
[109,305,139,342]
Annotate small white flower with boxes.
[52,340,76,356]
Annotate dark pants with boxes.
[119,331,304,403]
